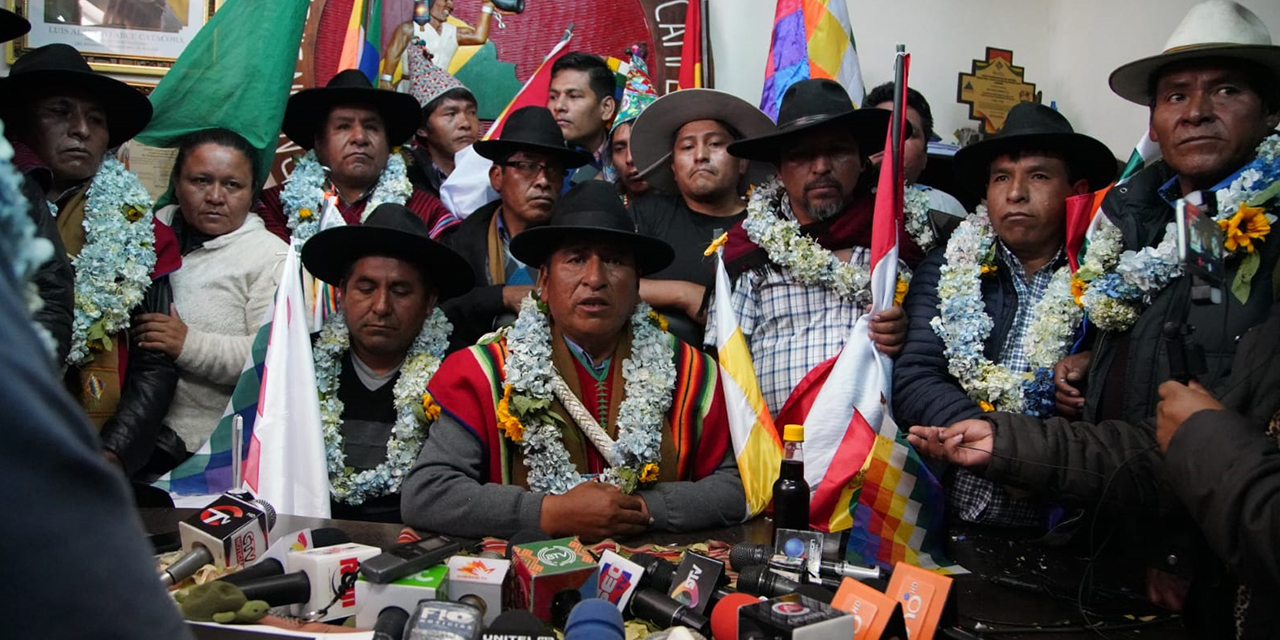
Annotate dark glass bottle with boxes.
[772,424,810,536]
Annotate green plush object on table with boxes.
[173,581,270,624]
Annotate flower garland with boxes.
[904,183,936,252]
[498,294,673,495]
[314,308,452,505]
[1075,134,1280,331]
[931,207,1083,416]
[0,127,55,352]
[67,155,156,365]
[281,150,413,245]
[743,177,872,304]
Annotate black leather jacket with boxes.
[97,275,182,477]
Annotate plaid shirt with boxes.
[951,242,1067,528]
[705,222,871,413]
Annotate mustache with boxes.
[804,177,842,192]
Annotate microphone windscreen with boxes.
[252,498,277,530]
[735,565,768,596]
[710,592,759,640]
[504,529,551,560]
[727,543,771,570]
[310,527,350,547]
[794,584,835,605]
[564,598,624,640]
[629,553,676,591]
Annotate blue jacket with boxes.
[893,245,1020,429]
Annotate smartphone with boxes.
[1175,199,1226,285]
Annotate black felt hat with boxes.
[952,102,1117,198]
[0,8,30,43]
[0,44,152,148]
[301,203,475,299]
[282,69,421,150]
[728,78,904,162]
[473,106,591,168]
[510,181,675,276]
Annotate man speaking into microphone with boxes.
[401,182,746,541]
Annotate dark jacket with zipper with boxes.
[894,245,1021,429]
[20,169,74,366]
[983,300,1280,638]
[440,200,508,352]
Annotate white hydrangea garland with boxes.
[904,183,936,252]
[1075,134,1280,331]
[67,155,157,365]
[931,206,1083,415]
[742,177,872,304]
[314,308,452,505]
[498,294,674,495]
[281,150,413,245]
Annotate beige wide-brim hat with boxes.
[1109,0,1280,104]
[630,89,777,195]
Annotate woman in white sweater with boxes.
[134,129,286,459]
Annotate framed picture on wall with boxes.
[5,0,219,76]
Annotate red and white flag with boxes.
[243,240,331,518]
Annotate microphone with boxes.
[482,610,555,640]
[730,542,885,582]
[710,592,763,640]
[830,576,911,639]
[447,555,512,626]
[578,550,645,612]
[739,593,855,638]
[235,542,382,621]
[504,529,551,560]
[405,599,483,640]
[884,562,957,640]
[372,605,410,640]
[629,588,711,636]
[219,527,350,586]
[161,492,276,587]
[508,537,596,622]
[564,598,624,640]
[630,552,676,591]
[355,563,448,629]
[668,552,726,616]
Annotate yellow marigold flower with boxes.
[980,264,998,276]
[1218,204,1271,253]
[979,400,995,412]
[894,277,909,306]
[497,385,523,442]
[298,208,313,220]
[122,205,144,222]
[640,463,660,484]
[648,310,669,332]
[1071,278,1087,307]
[421,392,441,422]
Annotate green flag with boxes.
[135,0,310,188]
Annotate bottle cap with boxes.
[783,424,804,442]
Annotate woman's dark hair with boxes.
[169,128,263,199]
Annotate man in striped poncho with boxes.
[401,181,745,541]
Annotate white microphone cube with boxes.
[354,564,449,628]
[447,555,511,626]
[286,542,382,621]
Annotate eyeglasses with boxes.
[497,159,567,181]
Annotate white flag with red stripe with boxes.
[243,239,331,518]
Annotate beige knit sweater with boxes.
[156,205,287,451]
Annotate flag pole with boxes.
[699,0,710,88]
[891,43,905,162]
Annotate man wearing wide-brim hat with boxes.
[624,87,773,347]
[896,101,1114,529]
[300,202,473,522]
[1,43,187,479]
[705,77,909,415]
[439,106,591,351]
[256,69,460,244]
[403,180,745,541]
[911,3,1280,634]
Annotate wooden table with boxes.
[144,510,1187,639]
